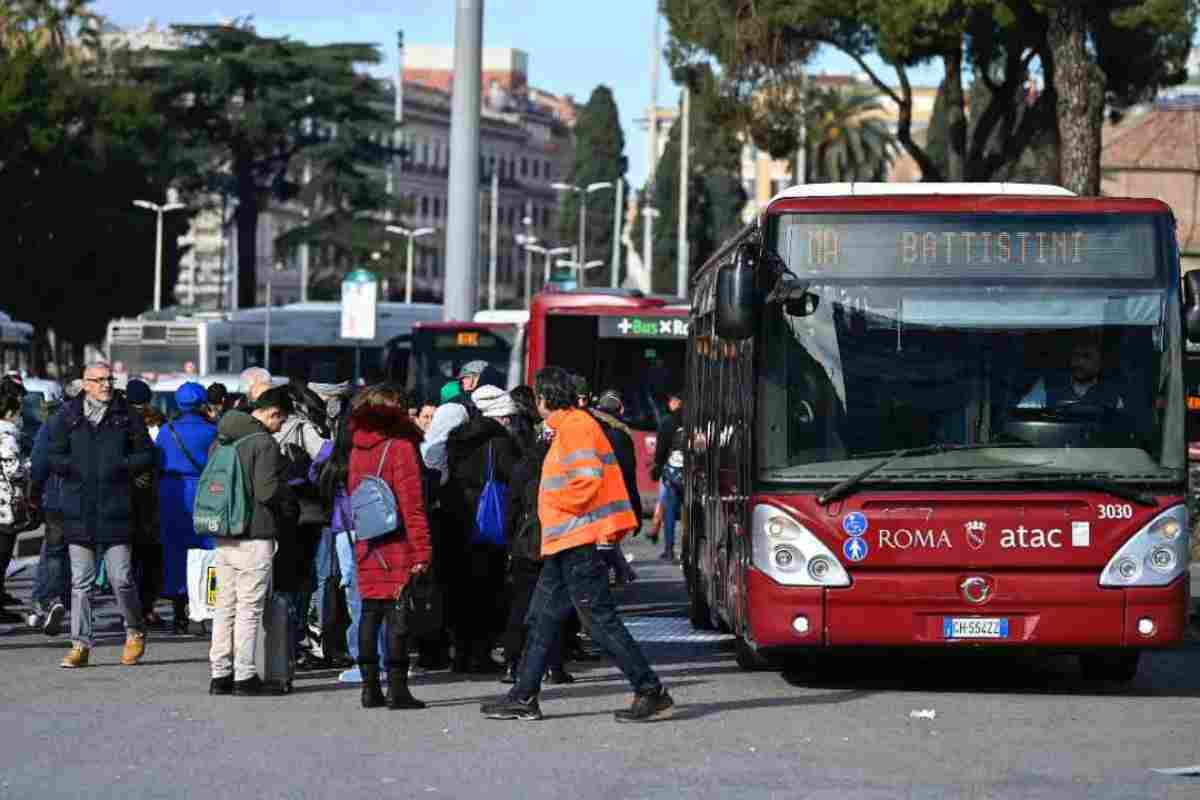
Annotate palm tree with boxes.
[804,88,896,183]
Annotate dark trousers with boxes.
[514,545,660,700]
[0,531,15,599]
[133,538,162,617]
[358,598,409,670]
[448,542,506,666]
[504,557,564,670]
[33,512,70,609]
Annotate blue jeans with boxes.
[314,528,334,629]
[661,482,682,555]
[33,513,70,610]
[514,545,661,701]
[335,531,383,667]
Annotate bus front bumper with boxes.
[745,568,1188,650]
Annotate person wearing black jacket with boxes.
[444,384,522,674]
[51,362,156,669]
[500,431,573,685]
[651,391,684,560]
[591,390,641,584]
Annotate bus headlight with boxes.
[1100,505,1189,587]
[751,505,851,588]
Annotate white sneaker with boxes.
[338,667,363,684]
[26,611,43,629]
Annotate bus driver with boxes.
[1019,334,1126,412]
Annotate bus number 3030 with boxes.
[1098,504,1134,520]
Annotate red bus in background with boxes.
[687,183,1191,682]
[526,288,689,513]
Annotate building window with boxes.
[532,159,540,179]
[521,157,528,177]
[544,161,551,180]
[433,197,441,218]
[423,140,431,165]
[542,207,550,228]
[421,196,429,217]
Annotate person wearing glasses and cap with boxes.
[49,362,156,669]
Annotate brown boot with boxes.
[120,631,146,665]
[60,645,90,669]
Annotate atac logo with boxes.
[964,520,986,551]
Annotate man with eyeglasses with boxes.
[49,362,155,668]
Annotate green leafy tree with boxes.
[632,68,746,293]
[140,22,396,308]
[0,0,183,368]
[805,88,896,182]
[663,0,1195,190]
[558,85,627,287]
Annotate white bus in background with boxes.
[105,302,443,384]
[0,311,34,374]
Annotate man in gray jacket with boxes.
[208,387,299,696]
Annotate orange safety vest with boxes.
[539,408,638,556]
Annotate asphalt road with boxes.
[2,535,1200,800]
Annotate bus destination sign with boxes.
[779,214,1158,280]
[599,316,689,339]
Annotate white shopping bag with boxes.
[186,549,219,622]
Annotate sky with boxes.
[93,0,944,187]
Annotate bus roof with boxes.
[473,310,530,324]
[531,288,688,318]
[765,183,1172,216]
[769,182,1076,202]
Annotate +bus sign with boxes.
[601,316,689,339]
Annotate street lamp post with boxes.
[514,232,538,308]
[385,225,435,304]
[133,193,186,312]
[265,260,286,372]
[640,205,660,295]
[552,180,613,289]
[526,244,572,287]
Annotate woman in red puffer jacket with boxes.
[348,384,431,710]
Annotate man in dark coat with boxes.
[50,362,156,669]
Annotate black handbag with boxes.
[397,569,443,638]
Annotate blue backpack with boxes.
[472,443,509,547]
[350,441,402,542]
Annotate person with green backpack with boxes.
[200,387,299,696]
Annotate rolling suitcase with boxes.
[255,592,294,694]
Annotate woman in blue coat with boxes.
[156,382,218,633]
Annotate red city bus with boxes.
[526,288,689,512]
[685,184,1191,682]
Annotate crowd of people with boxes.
[0,359,686,723]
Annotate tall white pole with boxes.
[676,86,690,298]
[443,0,483,321]
[406,235,416,304]
[264,272,272,371]
[610,177,623,288]
[524,245,533,308]
[488,167,499,309]
[647,3,660,186]
[642,205,655,291]
[153,209,164,312]
[578,191,587,290]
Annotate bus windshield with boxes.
[759,213,1185,483]
[544,313,686,431]
[412,328,515,403]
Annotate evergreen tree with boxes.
[0,0,184,367]
[139,21,396,308]
[558,85,627,288]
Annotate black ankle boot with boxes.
[360,665,385,709]
[172,598,189,635]
[386,667,426,710]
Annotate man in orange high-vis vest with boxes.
[482,367,673,723]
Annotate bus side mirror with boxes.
[1186,271,1200,343]
[716,244,758,340]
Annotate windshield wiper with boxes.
[816,442,1033,506]
[1009,471,1157,507]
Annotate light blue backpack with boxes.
[350,442,402,542]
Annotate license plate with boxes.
[943,617,1009,639]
